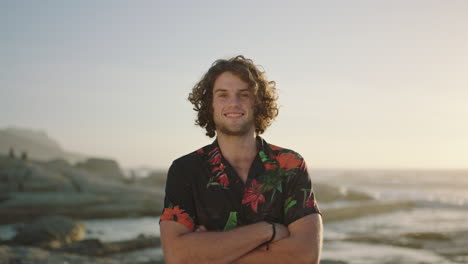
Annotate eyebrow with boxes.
[213,88,251,93]
[213,89,227,94]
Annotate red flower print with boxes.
[305,195,316,208]
[242,179,266,213]
[206,147,230,189]
[211,163,226,173]
[218,173,229,188]
[196,148,204,154]
[209,153,221,165]
[276,152,304,170]
[161,205,195,231]
[208,147,219,156]
[264,163,276,171]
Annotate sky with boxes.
[1,0,467,170]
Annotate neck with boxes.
[216,132,258,166]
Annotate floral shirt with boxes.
[160,136,321,231]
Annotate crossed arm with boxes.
[160,213,323,264]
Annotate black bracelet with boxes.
[259,222,276,250]
[267,222,276,250]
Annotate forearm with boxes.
[233,233,322,264]
[162,222,271,264]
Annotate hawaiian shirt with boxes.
[160,136,321,231]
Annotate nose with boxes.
[227,94,241,106]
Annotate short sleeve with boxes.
[283,157,321,226]
[159,161,197,231]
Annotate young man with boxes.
[160,56,322,264]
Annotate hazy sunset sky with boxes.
[1,1,467,169]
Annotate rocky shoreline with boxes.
[0,216,164,264]
[0,155,167,263]
[0,244,164,264]
[342,230,468,263]
[0,155,164,225]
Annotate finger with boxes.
[195,225,207,232]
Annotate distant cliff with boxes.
[0,127,87,164]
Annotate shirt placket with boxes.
[213,137,272,226]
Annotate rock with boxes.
[110,247,165,264]
[136,170,167,186]
[75,158,124,180]
[58,236,160,256]
[108,236,160,254]
[0,155,164,224]
[342,230,468,262]
[12,216,85,248]
[137,233,153,239]
[0,193,10,203]
[1,235,163,263]
[45,158,71,168]
[0,245,123,264]
[58,239,108,256]
[0,156,76,193]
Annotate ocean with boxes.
[313,169,468,264]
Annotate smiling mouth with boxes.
[224,113,244,117]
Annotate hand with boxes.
[194,225,207,232]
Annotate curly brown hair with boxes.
[188,55,279,138]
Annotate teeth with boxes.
[225,113,243,117]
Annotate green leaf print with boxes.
[276,181,282,192]
[301,188,311,207]
[271,189,276,202]
[259,170,283,193]
[206,181,221,188]
[224,211,238,231]
[259,151,269,163]
[284,197,297,215]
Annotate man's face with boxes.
[212,71,255,137]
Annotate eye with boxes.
[240,93,250,97]
[217,93,227,98]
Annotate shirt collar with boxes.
[207,136,275,167]
[210,135,270,155]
